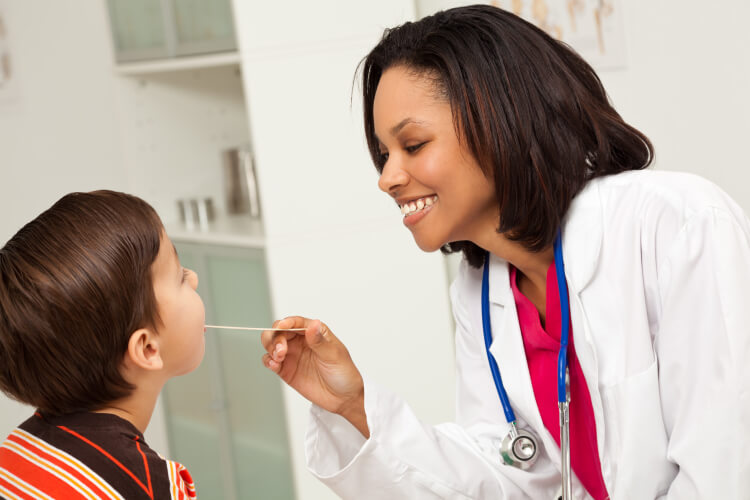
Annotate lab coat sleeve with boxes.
[305,379,526,499]
[303,259,541,499]
[655,207,750,499]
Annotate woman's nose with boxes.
[377,157,409,195]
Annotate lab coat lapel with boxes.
[562,179,607,464]
[561,179,603,293]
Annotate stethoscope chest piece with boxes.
[500,427,539,470]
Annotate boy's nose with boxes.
[188,269,199,289]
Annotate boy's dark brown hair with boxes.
[360,5,653,267]
[0,190,163,416]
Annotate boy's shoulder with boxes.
[0,412,196,500]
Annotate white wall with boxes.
[598,1,750,211]
[0,1,126,241]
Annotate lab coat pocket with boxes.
[403,469,475,500]
[599,360,674,499]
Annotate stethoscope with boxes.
[481,229,572,500]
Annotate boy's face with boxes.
[151,231,206,376]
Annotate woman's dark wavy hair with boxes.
[361,4,653,267]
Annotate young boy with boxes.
[0,190,205,499]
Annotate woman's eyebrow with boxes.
[389,118,425,136]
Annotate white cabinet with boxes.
[107,0,237,63]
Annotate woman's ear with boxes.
[125,328,164,372]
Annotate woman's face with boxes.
[373,66,498,252]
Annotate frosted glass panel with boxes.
[206,251,295,499]
[107,0,168,61]
[163,243,295,499]
[172,0,237,54]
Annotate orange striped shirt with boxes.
[0,412,197,499]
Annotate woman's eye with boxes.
[405,142,426,154]
[377,151,389,171]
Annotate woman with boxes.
[261,5,750,499]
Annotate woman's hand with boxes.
[261,317,369,438]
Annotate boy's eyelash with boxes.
[182,268,190,282]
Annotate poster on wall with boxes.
[0,0,20,105]
[414,0,627,70]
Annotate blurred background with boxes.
[0,1,748,499]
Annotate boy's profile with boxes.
[0,190,205,499]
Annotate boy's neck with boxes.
[95,378,166,434]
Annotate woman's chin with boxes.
[412,234,445,253]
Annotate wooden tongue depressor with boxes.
[204,325,307,332]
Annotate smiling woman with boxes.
[260,5,750,500]
[362,8,652,264]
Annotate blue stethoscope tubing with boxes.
[481,229,572,499]
[553,228,571,404]
[481,229,570,420]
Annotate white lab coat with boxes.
[305,170,750,499]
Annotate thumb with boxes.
[304,319,339,361]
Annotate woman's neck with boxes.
[479,231,554,318]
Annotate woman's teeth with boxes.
[400,195,437,216]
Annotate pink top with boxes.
[510,263,609,500]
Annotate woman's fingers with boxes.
[261,316,343,365]
[261,317,307,352]
[262,353,281,373]
[302,319,342,363]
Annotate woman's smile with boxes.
[400,195,438,226]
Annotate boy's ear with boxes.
[126,328,164,372]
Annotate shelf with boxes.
[115,52,241,76]
[166,215,265,248]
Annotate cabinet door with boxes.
[106,0,236,63]
[170,0,237,56]
[204,247,295,500]
[163,242,295,500]
[107,0,170,62]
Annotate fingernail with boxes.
[274,343,282,355]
